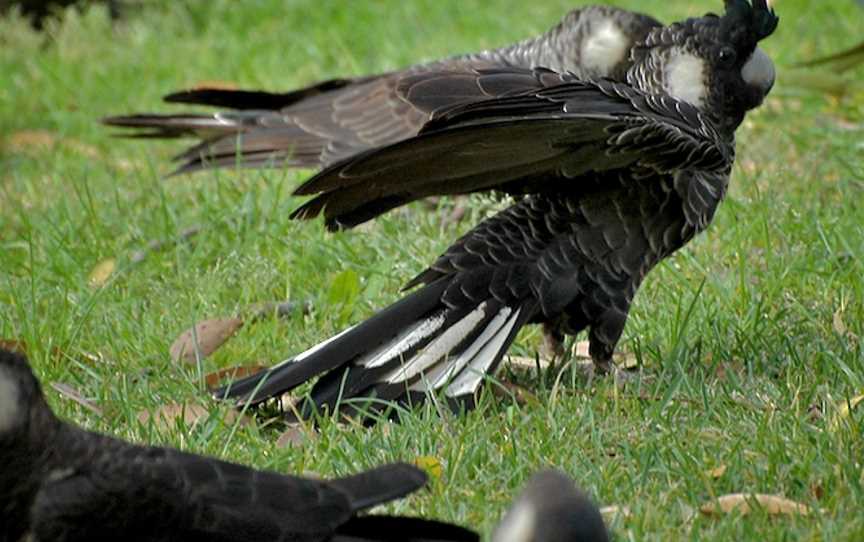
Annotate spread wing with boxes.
[30,436,429,542]
[290,68,732,230]
[102,5,664,176]
[103,57,526,175]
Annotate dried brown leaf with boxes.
[810,482,825,501]
[833,309,847,336]
[50,382,103,416]
[169,318,244,364]
[204,364,267,389]
[4,130,57,152]
[138,403,208,430]
[700,493,811,516]
[705,465,727,479]
[137,402,246,432]
[600,505,632,522]
[277,424,315,448]
[0,339,28,355]
[573,340,591,359]
[506,355,551,371]
[491,380,540,407]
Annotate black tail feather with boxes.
[330,463,428,512]
[212,279,450,404]
[164,78,358,110]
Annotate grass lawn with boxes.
[2,0,863,539]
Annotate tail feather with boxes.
[102,112,252,139]
[163,79,358,110]
[329,463,427,512]
[213,277,533,420]
[213,279,449,404]
[169,126,330,174]
[336,516,479,542]
[410,304,522,396]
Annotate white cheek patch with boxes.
[664,51,707,107]
[492,501,536,542]
[581,20,630,76]
[0,368,21,433]
[741,47,776,93]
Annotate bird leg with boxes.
[540,322,567,361]
[587,310,628,378]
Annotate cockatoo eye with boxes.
[718,46,737,67]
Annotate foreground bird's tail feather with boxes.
[330,463,428,512]
[213,277,532,419]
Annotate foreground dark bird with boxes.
[103,5,662,175]
[214,0,779,419]
[492,470,609,542]
[0,348,478,542]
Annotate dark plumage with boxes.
[103,5,662,174]
[0,0,121,29]
[214,1,778,419]
[0,348,478,542]
[492,470,609,542]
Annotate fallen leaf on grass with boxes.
[137,402,246,432]
[204,364,267,389]
[573,341,591,359]
[833,308,847,336]
[810,482,824,501]
[700,493,811,516]
[4,130,57,152]
[0,339,28,355]
[138,403,209,430]
[572,340,638,369]
[506,355,552,371]
[169,318,244,364]
[51,382,103,416]
[3,130,100,158]
[277,424,316,448]
[88,258,116,288]
[441,203,468,228]
[490,380,540,407]
[705,465,727,479]
[413,456,443,480]
[830,394,864,430]
[600,505,632,522]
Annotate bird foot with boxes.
[572,359,641,387]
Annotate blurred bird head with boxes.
[0,349,48,444]
[629,0,779,131]
[491,470,609,542]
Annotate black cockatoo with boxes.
[0,348,478,542]
[211,1,778,420]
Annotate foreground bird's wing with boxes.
[31,437,436,542]
[290,69,731,230]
